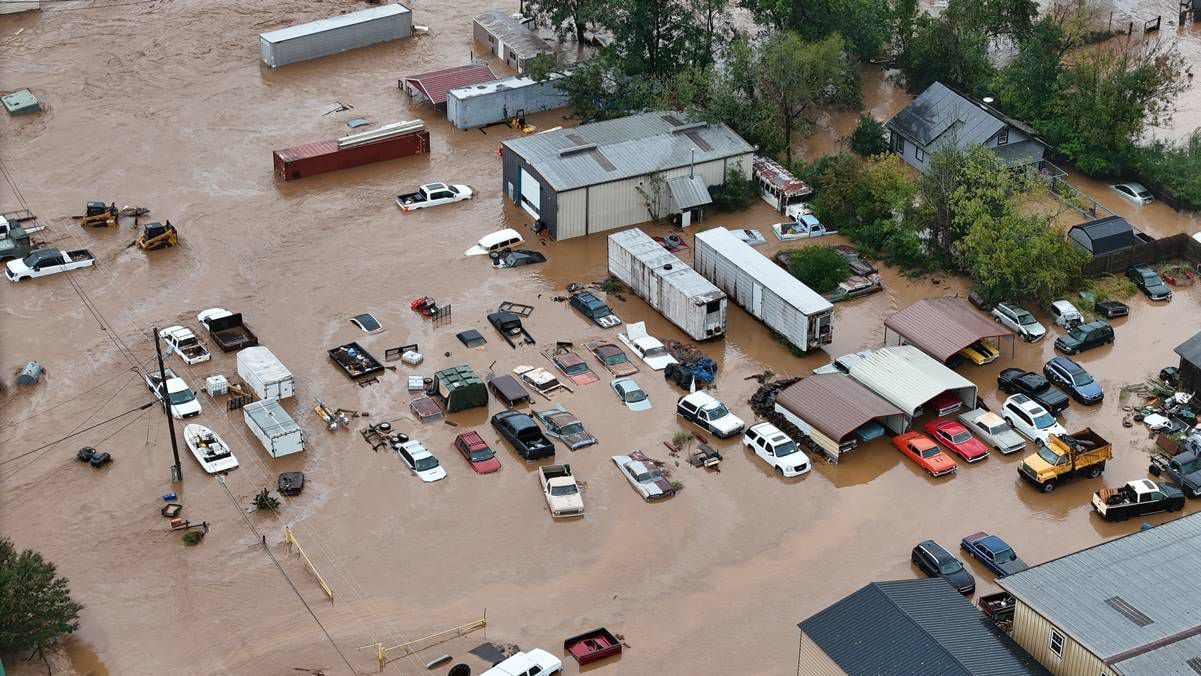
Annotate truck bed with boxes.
[66,249,95,261]
[328,342,384,379]
[205,313,259,352]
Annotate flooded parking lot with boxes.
[1,2,1199,675]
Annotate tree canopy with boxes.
[0,537,82,654]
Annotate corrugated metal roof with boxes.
[261,4,410,44]
[666,175,712,210]
[887,82,1005,148]
[273,139,339,162]
[403,64,497,105]
[608,229,725,302]
[848,345,976,416]
[800,578,1050,676]
[1068,216,1137,255]
[503,111,754,191]
[695,227,832,314]
[752,154,810,197]
[776,374,903,441]
[473,10,553,61]
[998,512,1201,661]
[884,297,1015,362]
[1176,331,1201,366]
[1112,633,1201,675]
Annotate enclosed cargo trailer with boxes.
[607,228,726,341]
[243,399,304,457]
[236,346,295,401]
[273,129,430,181]
[693,227,833,352]
[259,4,412,68]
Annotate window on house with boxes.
[896,136,906,154]
[997,128,1010,146]
[1049,629,1065,657]
[915,146,926,162]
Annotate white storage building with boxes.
[236,346,295,401]
[693,227,833,352]
[847,346,978,431]
[501,111,754,240]
[447,72,569,130]
[608,228,726,340]
[243,399,304,458]
[259,4,412,69]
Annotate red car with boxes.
[923,418,990,463]
[892,432,957,477]
[454,431,502,474]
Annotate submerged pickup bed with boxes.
[204,313,258,352]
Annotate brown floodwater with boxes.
[1,2,1199,675]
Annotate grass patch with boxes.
[182,531,204,546]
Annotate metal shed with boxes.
[259,4,412,68]
[472,10,553,73]
[243,399,304,458]
[500,111,754,240]
[694,227,833,352]
[446,72,569,129]
[884,297,1015,364]
[1175,330,1201,395]
[1068,215,1148,256]
[400,64,497,108]
[847,346,977,428]
[774,375,905,461]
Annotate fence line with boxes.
[1083,233,1201,277]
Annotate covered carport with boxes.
[883,297,1015,364]
[847,346,978,431]
[774,374,905,463]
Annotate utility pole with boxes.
[152,327,183,482]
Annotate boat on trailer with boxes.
[183,424,239,473]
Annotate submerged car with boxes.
[1054,320,1113,355]
[731,228,768,246]
[676,391,745,439]
[1043,356,1104,405]
[453,431,502,474]
[1110,181,1153,205]
[585,340,639,376]
[912,540,975,594]
[923,418,989,463]
[618,322,678,371]
[771,214,834,240]
[991,302,1046,342]
[743,422,810,477]
[546,349,600,386]
[534,404,597,450]
[611,378,652,411]
[492,249,547,269]
[1002,394,1067,443]
[1127,265,1172,301]
[961,532,1028,577]
[997,368,1069,415]
[612,451,677,500]
[956,340,1000,365]
[892,432,957,477]
[396,440,447,483]
[569,291,621,328]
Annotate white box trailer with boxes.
[243,399,304,458]
[607,228,726,341]
[259,4,412,68]
[693,227,834,352]
[236,346,295,401]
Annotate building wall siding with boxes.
[795,633,848,676]
[447,77,568,129]
[556,189,588,240]
[1010,601,1111,676]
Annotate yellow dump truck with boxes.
[1018,428,1111,492]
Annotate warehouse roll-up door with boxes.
[520,168,541,218]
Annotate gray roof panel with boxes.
[800,578,1050,676]
[503,111,754,191]
[667,175,712,210]
[1175,331,1201,366]
[1112,632,1201,675]
[998,512,1201,660]
[473,11,553,61]
[888,82,1005,148]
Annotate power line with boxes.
[0,401,156,467]
[0,366,140,434]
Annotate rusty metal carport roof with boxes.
[776,374,904,442]
[400,64,497,106]
[884,297,1014,363]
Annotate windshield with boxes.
[993,547,1015,561]
[774,442,799,457]
[623,388,647,403]
[636,470,663,482]
[414,456,439,472]
[949,431,971,444]
[919,446,940,458]
[558,422,584,435]
[938,560,963,575]
[469,448,494,462]
[168,389,195,405]
[705,404,730,419]
[1032,411,1056,429]
[641,345,667,358]
[562,362,588,375]
[446,185,459,195]
[1036,445,1061,464]
[1068,327,1086,341]
[603,353,627,365]
[1073,371,1094,386]
[550,484,578,496]
[1017,312,1038,325]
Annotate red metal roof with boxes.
[274,139,339,162]
[753,154,811,198]
[884,297,1015,362]
[776,374,903,442]
[402,64,496,105]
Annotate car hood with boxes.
[1076,381,1104,400]
[625,398,653,412]
[1146,282,1172,297]
[6,259,30,274]
[172,400,202,416]
[926,452,956,472]
[560,431,598,449]
[944,568,975,592]
[594,313,622,328]
[1024,323,1047,338]
[641,354,677,371]
[416,466,447,482]
[472,457,502,474]
[996,557,1029,576]
[958,438,990,459]
[641,476,675,498]
[709,413,745,434]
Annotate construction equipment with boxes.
[135,221,178,250]
[79,201,118,227]
[313,397,354,431]
[508,109,536,134]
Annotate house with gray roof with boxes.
[886,82,1046,173]
[797,578,1049,676]
[997,511,1201,676]
[500,111,754,240]
[1175,330,1201,395]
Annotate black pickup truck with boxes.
[198,308,259,352]
[997,368,1069,415]
[487,310,534,348]
[491,410,554,461]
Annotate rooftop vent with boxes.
[670,121,707,134]
[1104,596,1154,628]
[559,143,598,157]
[1186,657,1201,675]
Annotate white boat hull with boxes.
[183,424,239,474]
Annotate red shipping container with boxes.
[273,129,431,181]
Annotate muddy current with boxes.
[1,2,1199,675]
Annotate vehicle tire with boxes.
[1170,502,1182,512]
[1041,481,1055,493]
[1187,486,1200,499]
[1149,464,1162,477]
[1087,464,1103,479]
[775,466,784,477]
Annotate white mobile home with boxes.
[259,4,412,68]
[693,227,833,352]
[607,228,726,340]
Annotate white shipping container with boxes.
[607,228,726,341]
[236,346,295,401]
[259,4,413,68]
[693,227,834,352]
[243,399,304,458]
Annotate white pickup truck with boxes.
[395,182,473,211]
[144,368,202,419]
[159,326,211,365]
[481,649,562,676]
[6,248,95,282]
[540,464,583,518]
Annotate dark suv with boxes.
[490,410,555,461]
[568,291,621,328]
[1054,320,1114,355]
[911,540,975,595]
[997,368,1069,415]
[1127,265,1172,301]
[1043,356,1104,405]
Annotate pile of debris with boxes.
[662,339,718,388]
[1123,368,1200,437]
[749,377,801,419]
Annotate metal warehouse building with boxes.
[500,111,755,240]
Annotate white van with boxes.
[465,228,523,256]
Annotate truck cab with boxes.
[540,464,583,518]
[1019,428,1110,492]
[568,291,621,328]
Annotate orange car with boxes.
[892,431,957,477]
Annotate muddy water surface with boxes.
[1,2,1199,676]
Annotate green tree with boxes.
[786,246,851,293]
[558,55,663,122]
[847,115,889,156]
[709,166,757,211]
[891,0,920,60]
[602,0,692,77]
[960,212,1087,304]
[684,35,786,157]
[943,0,1039,42]
[1132,129,1201,210]
[759,32,860,163]
[0,537,82,654]
[900,15,993,94]
[992,17,1067,125]
[686,0,732,68]
[523,0,603,44]
[740,0,892,60]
